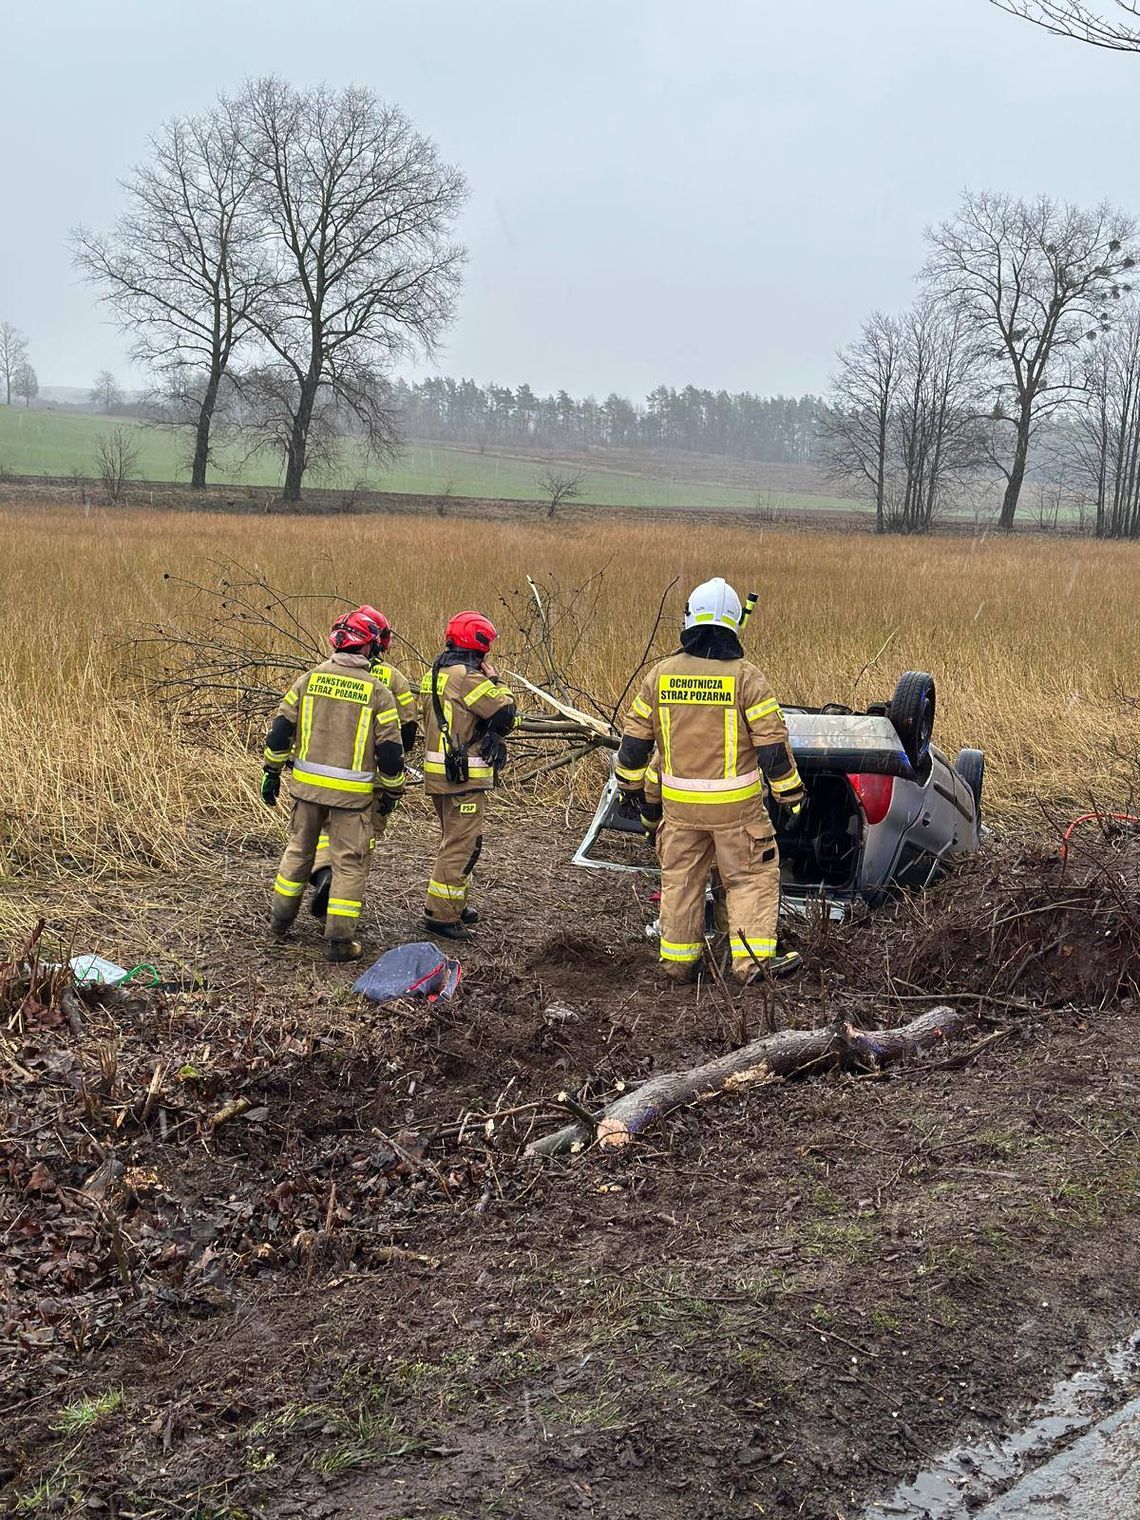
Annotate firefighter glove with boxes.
[481,731,509,772]
[640,800,663,835]
[260,768,281,807]
[780,797,806,832]
[375,789,401,817]
[618,788,646,821]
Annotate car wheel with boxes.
[955,747,985,822]
[889,671,937,771]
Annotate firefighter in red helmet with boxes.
[419,611,516,940]
[261,609,405,962]
[307,604,418,922]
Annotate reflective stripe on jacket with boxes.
[268,654,404,812]
[617,653,802,827]
[419,661,515,795]
[371,660,416,718]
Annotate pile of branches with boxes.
[1,920,85,1039]
[136,562,677,786]
[135,562,347,725]
[495,567,677,786]
[839,823,1140,1008]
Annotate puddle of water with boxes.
[862,1331,1140,1519]
[976,1396,1140,1518]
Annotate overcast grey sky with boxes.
[1,0,1137,398]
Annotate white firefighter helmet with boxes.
[683,577,743,632]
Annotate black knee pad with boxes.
[462,835,484,878]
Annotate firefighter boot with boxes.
[309,866,332,922]
[424,916,471,942]
[270,912,295,941]
[657,959,700,987]
[737,949,803,986]
[327,938,363,964]
[461,907,480,925]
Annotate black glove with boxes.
[375,789,401,817]
[617,788,646,821]
[480,731,509,772]
[260,769,281,807]
[780,797,806,833]
[640,802,662,835]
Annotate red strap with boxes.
[405,960,446,996]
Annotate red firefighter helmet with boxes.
[354,604,392,652]
[329,608,382,656]
[445,610,497,653]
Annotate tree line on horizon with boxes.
[391,379,822,465]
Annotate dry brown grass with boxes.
[3,503,1139,940]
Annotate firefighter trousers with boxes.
[310,803,386,880]
[657,814,780,982]
[273,799,372,942]
[424,794,484,923]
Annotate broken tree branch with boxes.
[526,1003,970,1157]
[513,740,606,786]
[506,669,617,741]
[207,1095,252,1129]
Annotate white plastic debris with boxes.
[70,954,131,987]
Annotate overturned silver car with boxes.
[573,671,984,910]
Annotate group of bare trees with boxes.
[72,78,466,502]
[823,190,1139,533]
[0,322,38,408]
[1071,305,1140,536]
[822,303,987,534]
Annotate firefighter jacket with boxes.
[371,659,418,752]
[616,653,803,828]
[263,653,405,813]
[419,657,516,795]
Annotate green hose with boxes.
[117,962,161,988]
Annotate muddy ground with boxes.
[3,804,1140,1519]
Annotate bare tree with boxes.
[12,361,38,408]
[824,303,986,534]
[0,322,28,406]
[140,361,243,474]
[234,361,400,489]
[925,191,1137,530]
[90,370,123,412]
[1067,302,1140,536]
[73,109,266,489]
[538,468,585,519]
[819,311,902,533]
[232,78,467,503]
[989,0,1140,49]
[435,474,456,517]
[886,303,988,533]
[96,426,140,501]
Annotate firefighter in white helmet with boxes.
[615,577,803,984]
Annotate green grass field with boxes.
[0,406,859,512]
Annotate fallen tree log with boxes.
[525,1004,970,1157]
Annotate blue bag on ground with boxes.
[353,942,462,1003]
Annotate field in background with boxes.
[0,406,856,512]
[2,503,1139,941]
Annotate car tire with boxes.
[955,747,985,822]
[889,671,937,771]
